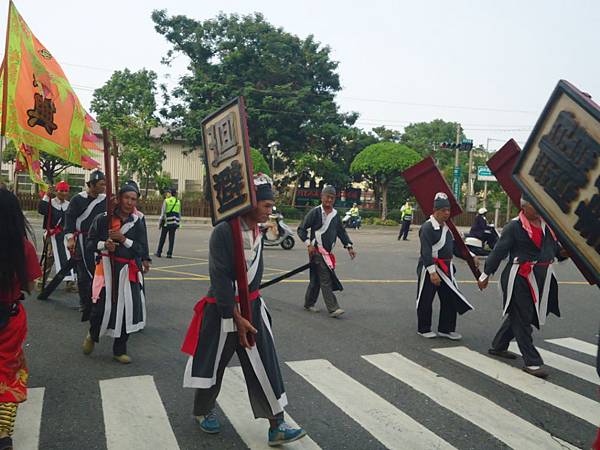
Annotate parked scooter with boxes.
[261,207,296,250]
[342,211,362,229]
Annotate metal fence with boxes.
[17,193,211,218]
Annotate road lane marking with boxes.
[433,346,600,426]
[100,375,180,450]
[218,367,320,450]
[509,343,598,384]
[287,359,455,450]
[14,387,44,450]
[154,262,208,270]
[545,338,597,357]
[151,267,208,277]
[363,352,578,450]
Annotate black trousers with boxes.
[491,287,543,367]
[75,257,92,316]
[157,227,177,256]
[417,276,457,333]
[399,220,411,240]
[193,332,284,421]
[304,254,340,313]
[89,298,129,356]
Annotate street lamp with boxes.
[268,141,280,176]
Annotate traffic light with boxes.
[439,139,473,151]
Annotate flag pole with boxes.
[0,2,13,177]
[102,128,116,303]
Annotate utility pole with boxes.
[452,123,461,202]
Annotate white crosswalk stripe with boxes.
[508,342,598,384]
[287,358,456,450]
[100,375,180,450]
[545,338,597,357]
[433,346,600,426]
[13,387,44,450]
[363,352,579,450]
[10,337,594,450]
[218,367,321,450]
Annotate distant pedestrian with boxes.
[0,189,42,450]
[155,188,181,259]
[398,200,413,241]
[297,185,356,318]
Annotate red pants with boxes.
[0,303,28,403]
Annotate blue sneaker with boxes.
[268,422,307,446]
[196,409,220,434]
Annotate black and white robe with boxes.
[87,211,147,338]
[297,205,353,291]
[182,221,287,415]
[65,192,106,279]
[482,218,562,328]
[416,216,473,314]
[38,195,75,281]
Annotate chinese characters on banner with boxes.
[514,80,600,284]
[202,98,255,225]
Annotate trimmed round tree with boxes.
[351,142,421,219]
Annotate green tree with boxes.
[372,126,401,142]
[250,148,271,176]
[351,142,421,219]
[152,11,358,165]
[91,68,165,195]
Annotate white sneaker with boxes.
[304,306,320,313]
[437,331,462,340]
[417,331,437,339]
[329,308,345,318]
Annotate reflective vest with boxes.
[164,197,181,228]
[401,206,413,221]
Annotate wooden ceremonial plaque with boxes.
[202,97,256,225]
[513,80,600,285]
[486,139,522,207]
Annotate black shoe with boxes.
[403,238,409,241]
[488,348,517,360]
[166,254,172,259]
[0,436,13,450]
[154,253,162,258]
[522,366,548,379]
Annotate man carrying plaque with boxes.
[297,185,356,317]
[416,193,474,340]
[181,175,307,446]
[478,197,567,378]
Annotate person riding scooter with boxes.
[261,206,296,249]
[469,208,498,249]
[342,203,362,229]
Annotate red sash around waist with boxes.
[100,252,140,282]
[517,260,552,304]
[434,258,451,276]
[47,225,63,237]
[181,290,261,357]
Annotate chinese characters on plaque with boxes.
[514,80,600,284]
[202,98,255,225]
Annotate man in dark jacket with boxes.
[478,197,566,379]
[469,207,498,248]
[297,185,356,318]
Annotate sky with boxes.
[2,0,600,151]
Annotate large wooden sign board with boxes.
[514,80,600,285]
[202,97,256,225]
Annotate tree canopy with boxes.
[91,68,165,195]
[250,148,271,176]
[351,142,421,219]
[151,11,359,169]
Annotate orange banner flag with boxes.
[0,1,100,169]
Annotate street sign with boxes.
[452,166,461,201]
[477,166,497,182]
